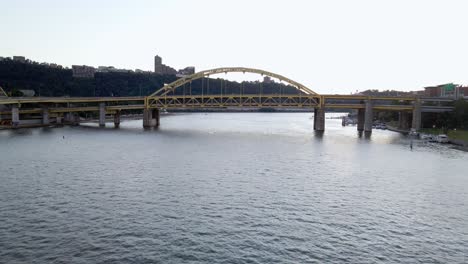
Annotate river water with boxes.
[0,113,467,263]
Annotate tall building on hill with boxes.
[154,55,162,66]
[154,55,177,75]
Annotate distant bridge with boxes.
[0,67,458,132]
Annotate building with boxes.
[154,55,177,75]
[49,63,63,69]
[97,66,113,72]
[154,55,162,66]
[13,56,26,63]
[96,66,132,73]
[412,90,426,96]
[72,65,96,78]
[424,85,442,97]
[424,83,468,99]
[263,76,273,83]
[178,66,195,76]
[458,86,468,98]
[135,69,152,74]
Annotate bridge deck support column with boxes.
[313,108,325,131]
[12,105,19,127]
[154,108,160,127]
[364,100,373,133]
[64,102,79,125]
[399,112,410,130]
[99,103,106,127]
[56,115,62,125]
[357,108,365,131]
[114,111,121,128]
[65,113,79,125]
[411,99,421,131]
[143,108,153,128]
[42,106,50,125]
[65,113,72,124]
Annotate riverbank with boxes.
[386,125,409,134]
[420,128,468,150]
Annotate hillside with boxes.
[0,60,300,97]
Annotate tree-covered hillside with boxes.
[0,59,301,97]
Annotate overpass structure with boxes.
[0,67,457,133]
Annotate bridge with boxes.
[0,67,457,133]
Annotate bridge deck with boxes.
[0,95,457,114]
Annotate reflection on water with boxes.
[0,113,467,263]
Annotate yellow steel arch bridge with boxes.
[0,66,457,131]
[145,67,321,109]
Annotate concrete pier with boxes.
[12,105,19,127]
[412,98,421,131]
[154,108,160,127]
[143,109,152,128]
[65,113,79,125]
[42,106,50,125]
[398,112,410,130]
[99,103,106,127]
[313,108,325,131]
[114,111,121,128]
[357,108,365,131]
[364,100,373,133]
[56,116,62,125]
[143,108,160,128]
[65,113,71,124]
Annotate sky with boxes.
[1,0,467,94]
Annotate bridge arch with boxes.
[149,67,318,97]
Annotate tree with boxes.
[453,99,468,129]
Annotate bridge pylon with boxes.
[143,108,160,128]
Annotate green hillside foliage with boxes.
[0,59,301,97]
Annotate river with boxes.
[0,113,467,263]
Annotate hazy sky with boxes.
[1,0,467,94]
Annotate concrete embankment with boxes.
[449,139,468,151]
[386,125,409,134]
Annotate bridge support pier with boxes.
[65,113,79,125]
[155,108,160,127]
[12,105,19,127]
[99,103,106,127]
[42,106,50,125]
[56,115,62,125]
[313,108,325,131]
[143,109,152,128]
[364,100,373,133]
[357,108,365,131]
[398,112,410,130]
[143,108,160,128]
[114,111,121,128]
[411,99,421,131]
